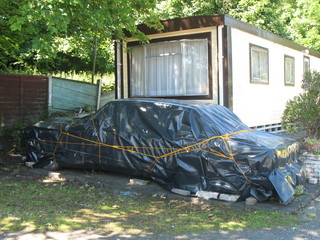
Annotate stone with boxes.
[308,178,318,184]
[171,188,191,196]
[302,151,320,180]
[128,178,148,185]
[48,171,61,179]
[246,197,258,206]
[219,193,240,202]
[196,190,219,200]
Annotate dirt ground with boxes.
[2,139,320,239]
[0,152,24,173]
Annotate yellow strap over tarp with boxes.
[39,128,254,183]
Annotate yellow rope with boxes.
[40,128,254,182]
[90,115,104,169]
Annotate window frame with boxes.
[284,55,295,86]
[303,56,310,74]
[127,33,212,100]
[249,44,269,84]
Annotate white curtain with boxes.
[251,47,268,82]
[130,39,208,97]
[285,56,295,84]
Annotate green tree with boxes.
[155,0,238,19]
[1,0,161,75]
[155,0,287,37]
[284,0,320,52]
[0,0,32,71]
[1,0,320,76]
[282,70,320,137]
[229,0,287,37]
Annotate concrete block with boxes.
[219,193,240,202]
[196,191,219,200]
[171,188,191,196]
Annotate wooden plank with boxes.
[51,77,98,113]
[0,73,48,126]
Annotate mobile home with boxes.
[115,14,320,131]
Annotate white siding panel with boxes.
[310,55,320,71]
[231,28,319,127]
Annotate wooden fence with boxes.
[0,74,48,126]
[49,76,101,114]
[0,74,114,127]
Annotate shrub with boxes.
[101,81,115,93]
[282,70,320,138]
[0,123,27,153]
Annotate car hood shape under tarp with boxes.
[25,99,303,203]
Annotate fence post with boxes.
[48,75,53,114]
[19,76,24,120]
[96,79,102,110]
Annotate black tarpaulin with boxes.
[25,99,303,203]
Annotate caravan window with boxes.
[250,44,269,84]
[303,56,310,73]
[284,55,295,86]
[129,39,209,97]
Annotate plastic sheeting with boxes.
[25,99,303,203]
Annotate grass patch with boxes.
[0,174,299,236]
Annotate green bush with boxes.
[0,123,27,153]
[101,81,115,93]
[282,70,320,138]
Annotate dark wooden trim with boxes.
[127,32,213,100]
[128,15,225,36]
[223,26,233,110]
[124,51,131,99]
[114,42,118,99]
[126,14,320,58]
[222,26,228,108]
[216,27,221,105]
[120,43,124,99]
[128,32,211,46]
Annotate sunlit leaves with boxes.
[2,0,160,74]
[285,0,320,51]
[1,0,320,74]
[282,70,320,137]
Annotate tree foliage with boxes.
[154,0,320,50]
[155,0,287,36]
[1,0,320,75]
[0,0,31,70]
[1,0,161,75]
[229,0,287,37]
[284,0,320,52]
[282,70,320,137]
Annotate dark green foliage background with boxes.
[0,0,319,75]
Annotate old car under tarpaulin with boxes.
[25,99,303,203]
